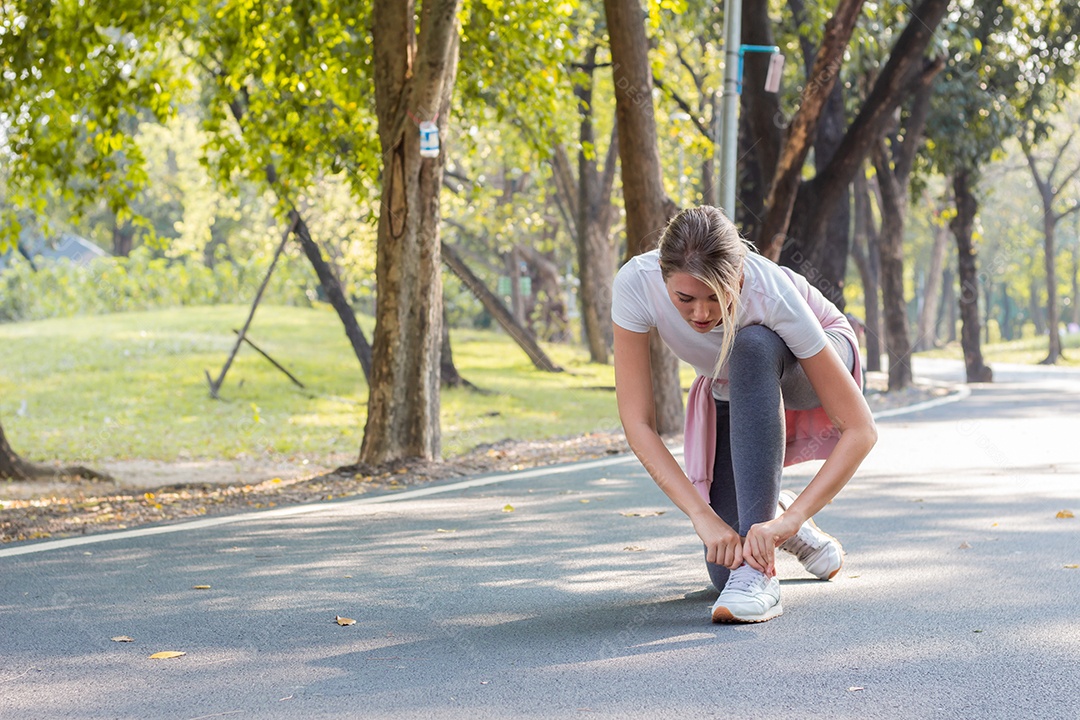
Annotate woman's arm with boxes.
[613,324,745,570]
[743,341,878,576]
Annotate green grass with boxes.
[0,306,629,464]
[916,331,1080,367]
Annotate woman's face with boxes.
[665,272,728,333]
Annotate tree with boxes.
[440,240,562,373]
[913,190,953,352]
[850,165,883,371]
[0,417,110,482]
[550,44,620,364]
[871,56,943,390]
[358,0,461,464]
[0,0,178,480]
[1021,134,1080,363]
[603,0,682,435]
[921,0,1078,380]
[0,0,179,248]
[753,0,950,307]
[751,0,867,261]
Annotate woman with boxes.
[611,206,877,624]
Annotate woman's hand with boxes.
[743,512,802,577]
[693,513,744,570]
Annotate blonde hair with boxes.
[657,206,756,378]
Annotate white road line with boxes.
[871,384,971,419]
[0,454,639,558]
[0,384,970,559]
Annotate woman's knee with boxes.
[730,324,788,376]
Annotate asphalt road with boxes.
[2,358,1078,719]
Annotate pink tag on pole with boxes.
[765,53,785,93]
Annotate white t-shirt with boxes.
[611,250,837,400]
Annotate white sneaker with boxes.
[777,489,844,580]
[711,564,783,623]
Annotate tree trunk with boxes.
[867,62,938,390]
[441,241,562,372]
[939,267,957,343]
[517,242,570,343]
[551,47,620,364]
[1022,144,1076,364]
[756,0,866,257]
[950,170,992,383]
[915,216,950,351]
[362,0,461,465]
[0,421,26,480]
[1029,281,1046,336]
[1041,208,1062,363]
[291,212,373,383]
[440,303,474,389]
[605,0,682,435]
[507,247,526,326]
[1000,284,1014,341]
[112,219,135,257]
[871,141,912,390]
[1072,231,1080,327]
[737,0,782,237]
[0,417,112,481]
[800,75,852,311]
[852,166,882,372]
[574,49,619,364]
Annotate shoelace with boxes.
[783,527,826,559]
[725,566,767,593]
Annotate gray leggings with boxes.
[705,324,855,591]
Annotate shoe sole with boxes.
[712,601,784,624]
[778,492,844,581]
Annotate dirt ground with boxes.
[0,372,951,544]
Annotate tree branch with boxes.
[550,142,580,238]
[652,75,713,140]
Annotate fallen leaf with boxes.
[149,651,186,660]
[1056,510,1074,519]
[335,616,356,626]
[1064,564,1079,569]
[847,686,864,692]
[579,499,591,504]
[502,504,515,513]
[847,574,861,579]
[111,636,135,643]
[991,522,999,527]
[973,629,984,633]
[192,585,211,590]
[958,541,972,549]
[623,546,646,552]
[620,511,666,517]
[144,492,155,501]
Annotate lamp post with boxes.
[718,0,783,217]
[718,0,742,216]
